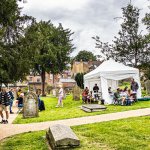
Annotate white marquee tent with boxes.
[84,60,141,104]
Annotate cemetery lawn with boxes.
[1,116,150,150]
[13,95,150,124]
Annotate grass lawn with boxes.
[13,95,150,124]
[1,116,150,150]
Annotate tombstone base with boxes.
[81,104,107,112]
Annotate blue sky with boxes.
[19,0,149,56]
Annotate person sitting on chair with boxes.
[114,88,121,105]
[82,88,89,103]
[87,91,94,103]
[17,93,24,113]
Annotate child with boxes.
[56,85,64,107]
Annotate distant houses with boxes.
[8,60,102,93]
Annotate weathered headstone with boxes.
[72,86,81,100]
[52,89,56,97]
[145,80,150,95]
[23,92,39,118]
[46,124,80,150]
[81,104,107,112]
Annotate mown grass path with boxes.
[0,107,150,141]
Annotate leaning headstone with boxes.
[81,104,107,112]
[46,124,80,150]
[72,86,81,100]
[23,92,39,118]
[145,80,150,95]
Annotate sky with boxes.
[19,0,149,56]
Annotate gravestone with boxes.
[46,124,80,150]
[72,86,81,100]
[23,92,39,118]
[52,89,56,97]
[81,104,107,112]
[145,80,150,95]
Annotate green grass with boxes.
[1,116,150,150]
[119,81,130,90]
[13,95,150,124]
[73,116,150,150]
[0,131,47,150]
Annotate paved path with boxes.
[0,107,150,141]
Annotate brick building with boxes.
[71,60,102,77]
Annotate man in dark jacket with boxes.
[93,84,99,100]
[0,88,11,124]
[131,79,139,92]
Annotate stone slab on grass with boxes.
[46,124,80,149]
[81,104,107,112]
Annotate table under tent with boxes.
[84,60,141,104]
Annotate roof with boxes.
[84,59,139,80]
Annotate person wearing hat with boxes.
[56,84,64,107]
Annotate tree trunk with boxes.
[53,74,55,88]
[41,68,46,96]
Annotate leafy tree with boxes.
[141,1,150,80]
[93,3,150,67]
[0,0,33,85]
[75,73,84,89]
[24,21,74,95]
[142,0,150,32]
[74,50,96,62]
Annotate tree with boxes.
[75,73,84,89]
[141,1,150,80]
[74,50,96,62]
[0,0,33,85]
[93,3,150,67]
[24,21,74,95]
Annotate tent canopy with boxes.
[84,60,141,104]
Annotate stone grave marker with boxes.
[145,80,150,95]
[46,124,80,149]
[72,86,81,100]
[81,104,107,112]
[52,89,56,97]
[23,92,39,118]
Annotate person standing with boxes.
[93,84,99,93]
[9,88,14,114]
[0,88,11,124]
[93,84,99,99]
[130,78,139,101]
[56,85,64,107]
[130,79,139,92]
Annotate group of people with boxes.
[113,79,139,105]
[82,84,100,104]
[81,79,139,106]
[0,87,24,124]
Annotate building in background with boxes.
[71,60,102,77]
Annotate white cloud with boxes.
[19,0,149,56]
